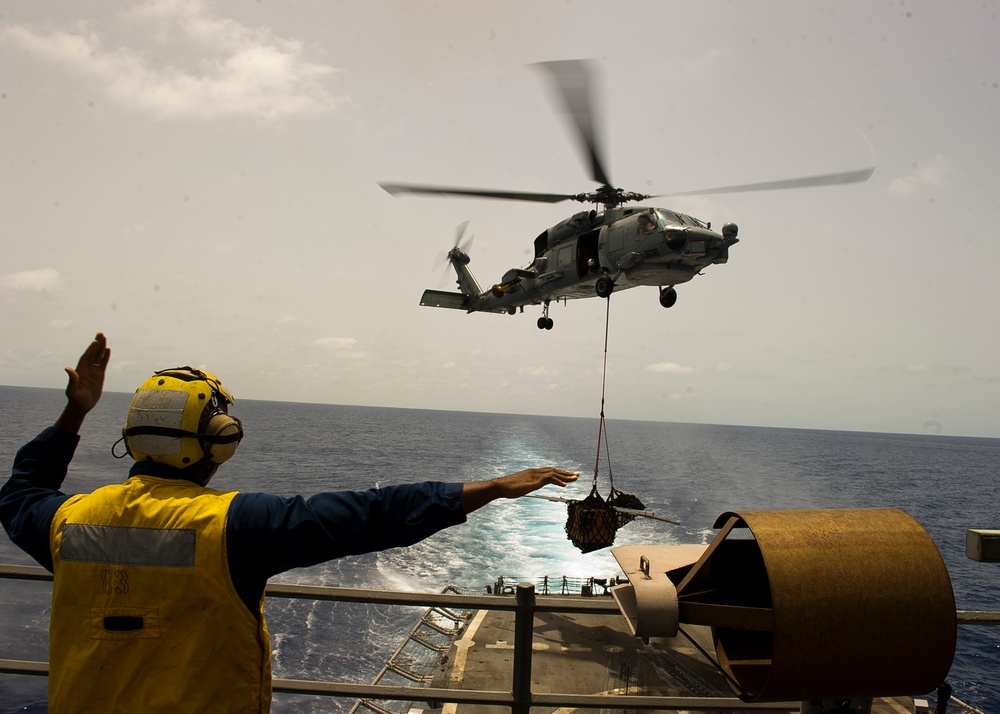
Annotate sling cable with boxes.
[564,296,652,553]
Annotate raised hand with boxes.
[56,333,110,434]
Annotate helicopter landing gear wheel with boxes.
[537,302,554,330]
[659,286,677,308]
[595,275,615,299]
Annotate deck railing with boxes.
[2,563,997,712]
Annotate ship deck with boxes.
[418,602,923,714]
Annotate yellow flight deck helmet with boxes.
[122,367,244,468]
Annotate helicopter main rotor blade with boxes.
[533,60,613,188]
[380,182,578,204]
[661,165,875,197]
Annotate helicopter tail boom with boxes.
[422,245,511,314]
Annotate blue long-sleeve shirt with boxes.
[1,427,467,614]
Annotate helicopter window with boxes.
[637,213,658,234]
[656,209,683,226]
[534,231,548,257]
[557,245,574,268]
[680,213,708,228]
[657,209,708,229]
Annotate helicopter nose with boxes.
[691,226,723,243]
[668,226,732,257]
[665,229,687,252]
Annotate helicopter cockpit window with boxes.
[657,209,707,229]
[656,209,683,226]
[637,213,659,234]
[680,213,708,228]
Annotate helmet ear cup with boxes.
[201,414,243,464]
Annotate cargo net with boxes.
[565,485,645,554]
[607,487,646,528]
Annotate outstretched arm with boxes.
[226,470,578,605]
[2,333,108,570]
[461,467,579,514]
[55,332,110,435]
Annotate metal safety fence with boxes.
[1,563,996,713]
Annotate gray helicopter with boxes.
[381,60,873,330]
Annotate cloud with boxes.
[887,154,953,196]
[645,362,695,375]
[518,365,554,377]
[1,268,65,291]
[313,337,358,349]
[878,363,972,377]
[122,222,153,237]
[311,337,367,362]
[3,0,345,121]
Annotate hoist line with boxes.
[591,294,614,493]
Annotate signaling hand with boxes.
[461,467,579,514]
[56,332,110,434]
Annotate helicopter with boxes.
[380,60,874,330]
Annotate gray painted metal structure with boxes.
[1,564,996,711]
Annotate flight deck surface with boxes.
[419,602,922,714]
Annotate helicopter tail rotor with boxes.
[453,220,474,254]
[434,221,475,287]
[423,220,489,310]
[434,220,473,265]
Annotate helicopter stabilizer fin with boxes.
[419,289,469,311]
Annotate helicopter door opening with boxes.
[533,231,548,258]
[576,229,601,277]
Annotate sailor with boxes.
[1,333,578,713]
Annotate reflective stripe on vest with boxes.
[49,477,271,713]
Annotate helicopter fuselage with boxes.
[420,205,738,320]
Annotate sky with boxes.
[1,0,999,438]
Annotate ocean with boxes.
[0,385,997,713]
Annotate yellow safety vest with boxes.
[48,476,272,713]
